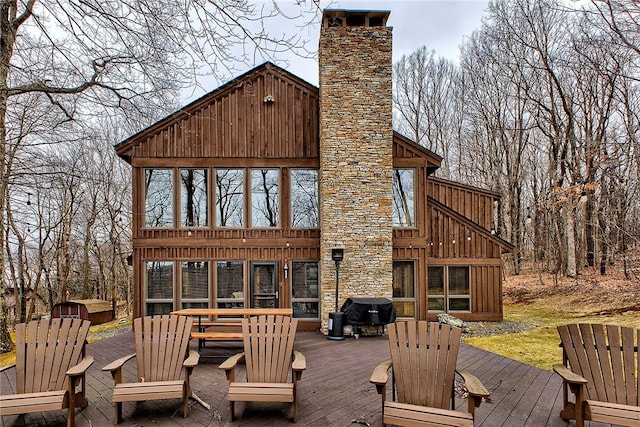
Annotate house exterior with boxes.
[114,9,513,332]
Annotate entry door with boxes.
[250,262,278,308]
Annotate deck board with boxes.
[1,330,618,427]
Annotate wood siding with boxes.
[118,64,319,161]
[427,177,499,231]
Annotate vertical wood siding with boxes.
[128,67,319,160]
[426,178,497,231]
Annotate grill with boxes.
[340,297,396,338]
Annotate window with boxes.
[428,266,471,312]
[448,266,471,311]
[216,169,244,227]
[290,170,319,228]
[392,169,415,227]
[392,261,415,317]
[144,169,173,227]
[291,262,319,319]
[251,262,278,308]
[181,261,209,309]
[216,261,244,308]
[180,169,208,227]
[145,261,174,315]
[428,267,445,311]
[251,169,279,227]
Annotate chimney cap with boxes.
[322,9,390,28]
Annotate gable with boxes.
[115,62,319,163]
[427,196,514,255]
[392,132,441,174]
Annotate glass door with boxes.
[250,262,278,308]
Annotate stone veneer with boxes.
[318,11,393,333]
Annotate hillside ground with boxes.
[464,265,640,370]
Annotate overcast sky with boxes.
[183,0,489,102]
[290,0,490,85]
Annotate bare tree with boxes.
[1,0,319,351]
[393,47,460,177]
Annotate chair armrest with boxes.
[0,364,16,373]
[183,350,199,368]
[370,360,392,386]
[218,352,244,381]
[457,368,490,416]
[457,368,490,398]
[553,364,587,385]
[292,351,306,371]
[292,351,306,381]
[102,353,136,372]
[67,356,94,376]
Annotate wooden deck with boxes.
[1,330,616,427]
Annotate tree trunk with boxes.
[0,0,16,352]
[565,206,577,277]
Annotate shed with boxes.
[52,299,114,325]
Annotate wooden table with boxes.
[170,308,294,354]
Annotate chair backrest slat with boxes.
[388,321,461,409]
[558,323,639,406]
[39,318,61,392]
[134,315,193,383]
[14,318,90,394]
[134,317,145,381]
[15,322,26,393]
[51,319,73,390]
[32,317,52,392]
[620,327,638,405]
[243,315,297,383]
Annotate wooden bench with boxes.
[171,308,293,354]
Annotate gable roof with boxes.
[427,195,514,254]
[393,131,442,174]
[115,62,318,162]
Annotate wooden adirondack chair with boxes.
[553,323,639,427]
[102,315,199,424]
[370,321,490,427]
[219,314,306,422]
[0,318,93,427]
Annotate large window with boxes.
[180,169,208,227]
[251,169,279,227]
[392,169,415,227]
[145,261,174,315]
[181,261,209,309]
[144,169,173,227]
[291,262,319,319]
[428,266,471,312]
[216,169,244,227]
[145,167,321,230]
[217,261,244,308]
[290,170,319,228]
[392,261,415,317]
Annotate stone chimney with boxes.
[318,10,393,333]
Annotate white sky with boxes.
[183,0,489,102]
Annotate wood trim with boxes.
[426,258,502,266]
[133,158,319,167]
